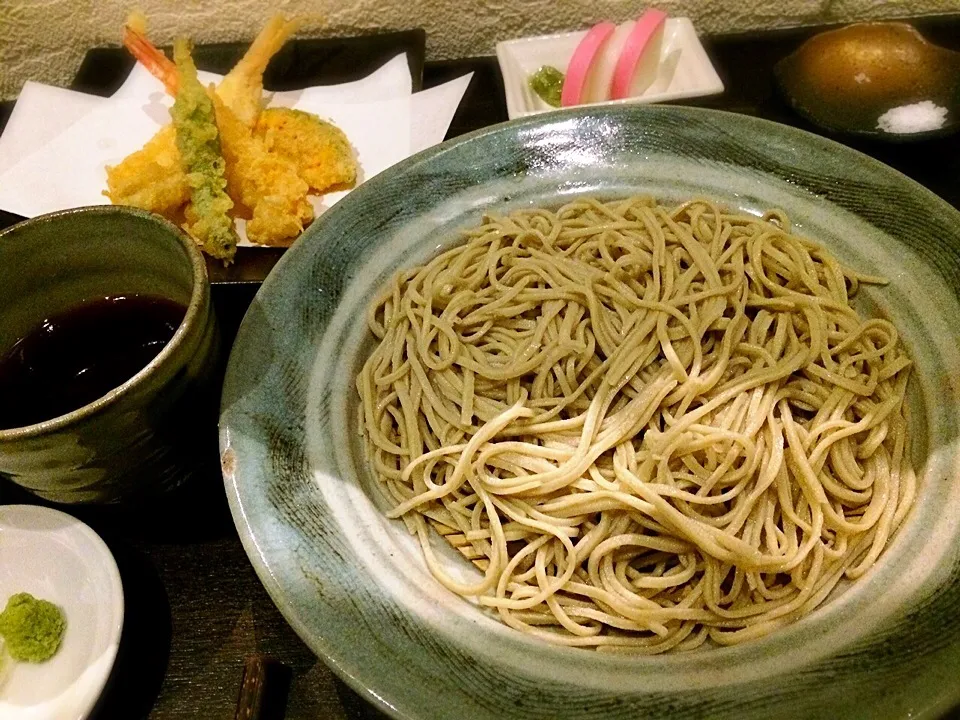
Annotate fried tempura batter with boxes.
[256,108,357,193]
[104,125,188,214]
[105,13,356,255]
[171,40,238,262]
[215,96,313,246]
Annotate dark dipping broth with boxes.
[0,295,186,430]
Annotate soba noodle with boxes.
[356,196,914,652]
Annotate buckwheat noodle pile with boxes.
[356,196,915,653]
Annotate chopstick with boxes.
[234,654,291,720]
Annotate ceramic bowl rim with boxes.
[222,103,960,719]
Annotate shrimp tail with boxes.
[123,24,179,95]
[215,13,300,126]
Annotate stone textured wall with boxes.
[1,0,956,99]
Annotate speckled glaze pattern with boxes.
[0,206,219,504]
[220,105,960,720]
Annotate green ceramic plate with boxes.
[220,105,960,719]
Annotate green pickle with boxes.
[528,66,565,108]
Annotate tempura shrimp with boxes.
[214,94,313,246]
[216,15,299,126]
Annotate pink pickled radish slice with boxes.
[581,22,637,104]
[610,9,668,100]
[561,22,616,107]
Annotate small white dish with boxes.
[496,18,724,119]
[0,505,123,720]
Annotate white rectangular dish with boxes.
[496,18,724,119]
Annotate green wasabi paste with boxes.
[528,66,565,108]
[0,593,66,663]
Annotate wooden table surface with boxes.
[1,13,959,720]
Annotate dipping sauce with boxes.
[0,295,186,430]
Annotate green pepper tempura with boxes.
[170,38,239,263]
[0,593,66,663]
[528,66,565,108]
